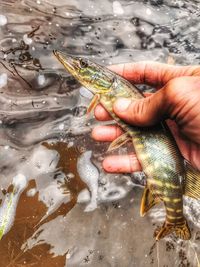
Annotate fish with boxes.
[53,50,200,240]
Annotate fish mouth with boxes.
[53,50,78,73]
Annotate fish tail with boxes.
[155,219,191,240]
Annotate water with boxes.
[0,0,200,266]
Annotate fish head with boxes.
[53,50,114,95]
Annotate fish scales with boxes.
[54,50,200,240]
[101,79,186,228]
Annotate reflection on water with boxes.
[0,0,200,266]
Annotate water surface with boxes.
[0,0,200,266]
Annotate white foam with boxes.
[12,174,27,191]
[0,15,7,26]
[23,34,32,45]
[26,188,37,197]
[146,8,152,15]
[0,73,8,88]
[38,74,45,86]
[112,1,124,15]
[59,123,65,130]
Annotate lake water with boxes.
[0,0,200,266]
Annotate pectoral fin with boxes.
[184,161,200,199]
[140,187,160,217]
[87,94,100,114]
[155,220,191,240]
[107,132,131,152]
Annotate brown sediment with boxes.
[0,141,86,267]
[35,141,88,226]
[0,180,49,267]
[1,242,67,267]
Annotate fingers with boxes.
[94,104,112,121]
[94,94,153,122]
[92,124,141,173]
[92,125,123,142]
[113,89,167,126]
[103,154,142,173]
[109,61,199,87]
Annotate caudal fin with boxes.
[155,220,191,241]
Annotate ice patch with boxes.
[113,1,124,15]
[77,151,99,212]
[0,73,8,88]
[77,189,90,203]
[37,179,71,224]
[79,86,93,99]
[99,184,128,202]
[0,15,7,26]
[26,146,59,176]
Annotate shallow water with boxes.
[0,0,200,266]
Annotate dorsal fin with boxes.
[140,187,160,217]
[184,161,200,199]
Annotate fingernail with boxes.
[114,98,131,112]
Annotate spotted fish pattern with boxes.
[54,50,200,240]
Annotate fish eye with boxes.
[79,59,88,68]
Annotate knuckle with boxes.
[131,99,147,125]
[164,77,185,105]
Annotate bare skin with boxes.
[91,61,200,172]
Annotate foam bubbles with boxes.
[23,34,32,45]
[26,188,37,197]
[59,123,65,130]
[113,1,124,15]
[38,74,45,86]
[0,15,7,26]
[0,73,8,88]
[146,8,152,15]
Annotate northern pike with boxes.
[53,50,200,240]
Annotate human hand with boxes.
[92,61,200,172]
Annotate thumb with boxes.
[113,89,167,126]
